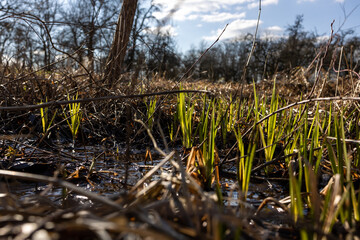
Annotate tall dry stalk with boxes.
[103,0,138,88]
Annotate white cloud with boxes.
[153,0,278,21]
[200,12,246,22]
[248,0,279,9]
[151,0,279,43]
[261,26,283,40]
[187,15,199,20]
[266,25,282,32]
[144,25,178,36]
[316,35,330,43]
[203,19,262,41]
[334,0,344,2]
[153,0,230,21]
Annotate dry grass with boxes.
[0,64,360,239]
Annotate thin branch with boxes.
[134,118,167,157]
[220,0,262,163]
[255,197,289,216]
[245,0,261,67]
[178,24,228,82]
[242,96,360,138]
[0,89,212,111]
[129,151,175,194]
[3,11,97,85]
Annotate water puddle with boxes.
[1,143,289,211]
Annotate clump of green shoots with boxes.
[186,96,222,192]
[172,81,360,237]
[62,92,82,146]
[284,102,360,237]
[283,104,303,164]
[257,80,284,172]
[323,110,359,226]
[233,84,261,200]
[203,100,221,190]
[218,94,240,145]
[234,125,257,201]
[39,97,57,135]
[288,153,304,219]
[177,86,195,148]
[144,96,157,130]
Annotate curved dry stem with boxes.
[255,197,289,216]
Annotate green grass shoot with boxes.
[62,92,82,142]
[39,97,57,134]
[177,86,195,148]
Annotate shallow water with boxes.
[1,143,288,212]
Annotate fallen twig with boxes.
[0,169,123,210]
[129,151,175,194]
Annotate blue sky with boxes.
[151,0,360,53]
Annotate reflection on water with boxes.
[1,144,288,209]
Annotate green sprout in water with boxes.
[177,86,195,148]
[145,96,157,130]
[234,124,257,201]
[62,92,82,145]
[39,97,57,135]
[257,80,284,173]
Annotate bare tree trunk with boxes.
[102,0,138,188]
[103,0,138,87]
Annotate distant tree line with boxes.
[0,0,358,83]
[180,15,360,83]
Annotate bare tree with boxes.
[13,23,32,68]
[145,27,180,80]
[29,0,59,70]
[0,21,15,64]
[59,0,119,72]
[279,15,316,71]
[125,1,159,73]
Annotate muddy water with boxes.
[1,144,171,206]
[2,143,288,211]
